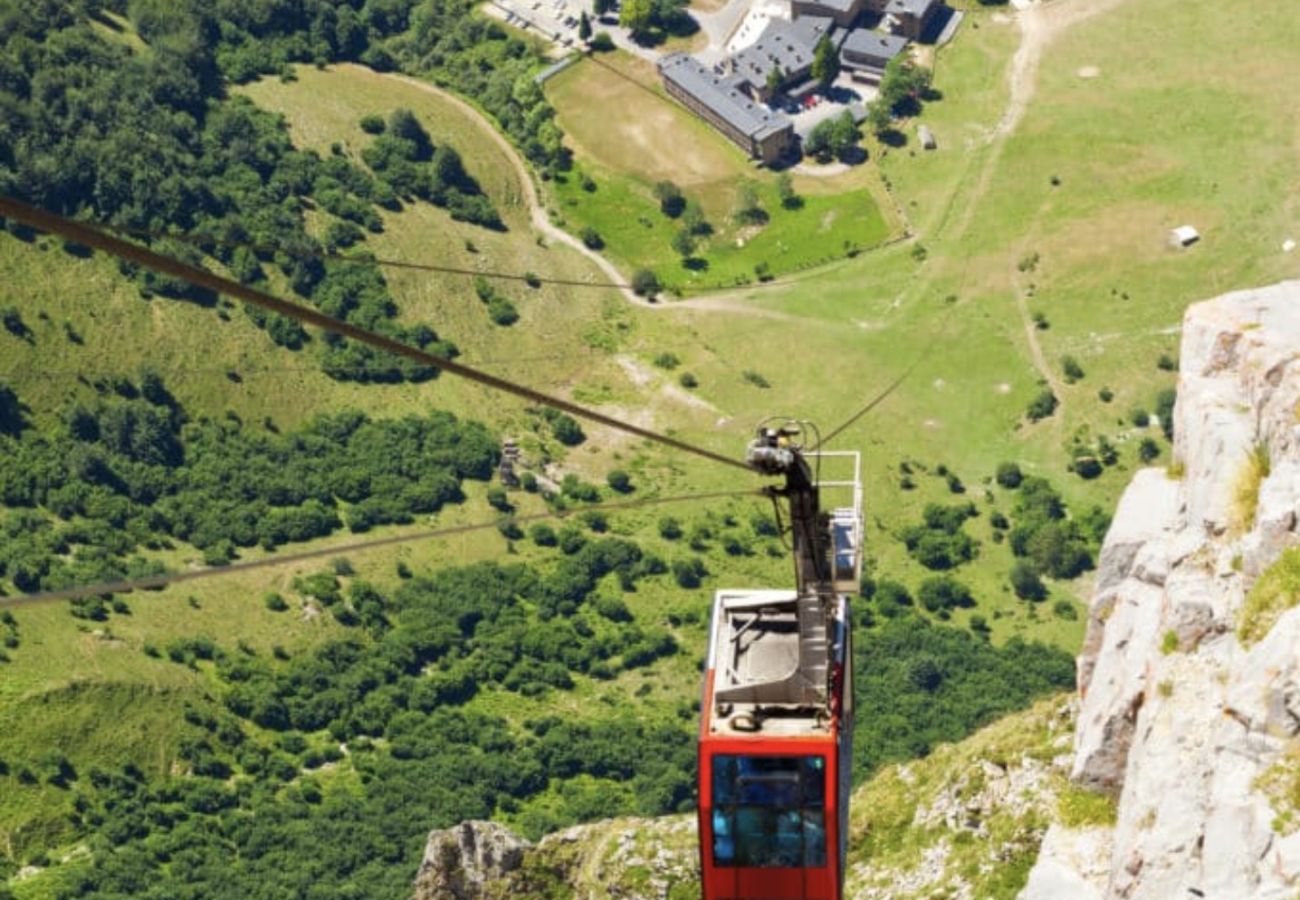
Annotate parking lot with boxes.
[483,0,589,53]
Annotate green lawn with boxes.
[544,52,895,290]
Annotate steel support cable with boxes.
[88,207,804,296]
[98,223,630,290]
[0,195,752,474]
[0,489,762,609]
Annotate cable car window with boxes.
[711,755,826,867]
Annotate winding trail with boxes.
[360,66,648,306]
[983,0,1130,414]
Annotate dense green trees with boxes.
[1005,477,1108,582]
[810,35,840,88]
[361,109,501,229]
[804,112,860,163]
[0,381,497,592]
[898,503,979,570]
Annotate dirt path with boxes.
[942,0,1131,252]
[1008,206,1066,429]
[360,66,648,306]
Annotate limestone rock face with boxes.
[1022,280,1300,899]
[411,816,699,899]
[412,821,530,900]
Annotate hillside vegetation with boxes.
[1,0,1298,895]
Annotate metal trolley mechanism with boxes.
[697,420,863,900]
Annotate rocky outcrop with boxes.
[412,821,530,900]
[1022,280,1300,899]
[411,816,699,899]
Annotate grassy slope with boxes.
[543,51,896,290]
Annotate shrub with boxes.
[590,31,615,51]
[653,352,680,370]
[1138,437,1160,462]
[1098,386,1114,403]
[1157,353,1177,371]
[606,470,633,493]
[658,517,682,540]
[1061,355,1084,383]
[995,462,1023,489]
[1010,561,1047,601]
[264,593,289,612]
[1231,443,1271,534]
[653,181,685,218]
[529,523,557,546]
[1026,389,1058,422]
[359,114,385,134]
[917,576,975,617]
[487,297,518,326]
[1238,548,1300,646]
[551,414,585,446]
[1155,388,1176,439]
[742,370,770,388]
[1160,629,1179,655]
[1129,407,1150,428]
[679,372,698,389]
[580,227,604,250]
[631,269,661,299]
[875,580,912,617]
[672,558,706,588]
[1053,599,1078,620]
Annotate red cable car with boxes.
[698,426,861,900]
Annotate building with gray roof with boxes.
[840,29,908,76]
[791,0,862,27]
[883,0,940,39]
[657,53,795,164]
[728,16,837,98]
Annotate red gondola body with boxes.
[697,591,854,900]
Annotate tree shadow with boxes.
[682,257,709,271]
[837,146,868,165]
[878,129,908,148]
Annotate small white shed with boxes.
[917,124,936,150]
[1169,225,1200,248]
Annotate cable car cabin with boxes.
[698,589,854,900]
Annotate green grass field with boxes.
[544,52,896,290]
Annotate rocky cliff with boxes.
[1021,279,1300,899]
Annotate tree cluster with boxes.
[804,112,860,162]
[853,615,1074,777]
[1005,476,1109,582]
[898,502,980,571]
[0,379,497,592]
[361,108,502,229]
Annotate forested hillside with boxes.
[0,2,1088,897]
